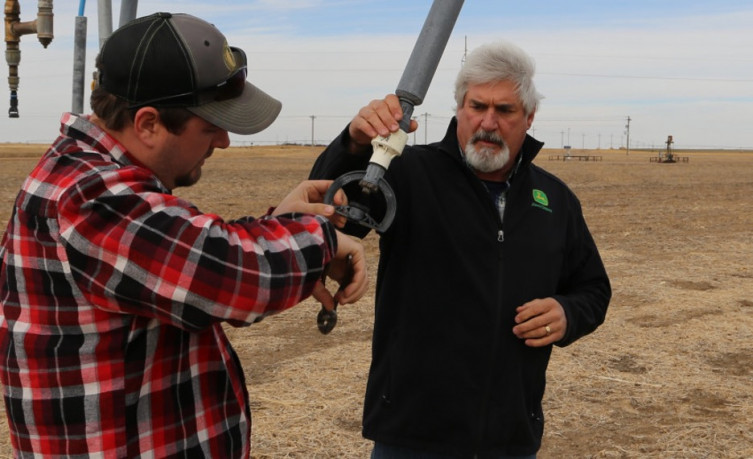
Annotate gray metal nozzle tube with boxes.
[395,0,464,109]
[363,0,464,183]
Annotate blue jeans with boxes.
[371,442,536,459]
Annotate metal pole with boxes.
[395,0,464,131]
[323,0,464,234]
[5,0,54,118]
[118,0,137,27]
[72,14,86,114]
[96,0,111,47]
[310,115,315,146]
[358,0,463,193]
[5,0,22,118]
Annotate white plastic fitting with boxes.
[369,129,408,169]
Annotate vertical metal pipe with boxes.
[72,14,86,114]
[5,0,21,117]
[4,0,54,117]
[396,1,464,102]
[118,0,137,27]
[96,0,111,47]
[359,0,464,195]
[395,0,464,131]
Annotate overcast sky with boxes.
[2,0,752,150]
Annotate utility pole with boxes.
[412,117,417,145]
[625,116,631,155]
[461,35,467,67]
[423,112,430,143]
[310,115,315,146]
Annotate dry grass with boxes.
[0,144,752,457]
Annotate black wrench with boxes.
[317,255,353,334]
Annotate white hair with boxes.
[454,41,543,115]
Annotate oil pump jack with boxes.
[4,0,53,118]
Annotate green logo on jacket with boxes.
[532,189,552,213]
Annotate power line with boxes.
[540,72,753,83]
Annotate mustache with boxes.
[470,130,505,147]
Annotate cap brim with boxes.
[188,81,282,135]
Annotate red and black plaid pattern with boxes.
[0,113,336,457]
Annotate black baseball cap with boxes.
[97,12,281,135]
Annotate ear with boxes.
[526,110,536,130]
[132,107,165,148]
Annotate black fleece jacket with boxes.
[310,118,610,458]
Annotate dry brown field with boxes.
[0,143,751,458]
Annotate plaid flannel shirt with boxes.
[0,113,337,457]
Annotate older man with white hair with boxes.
[310,40,611,458]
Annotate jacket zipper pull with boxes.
[497,230,504,242]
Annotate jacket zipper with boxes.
[496,189,508,242]
[472,188,508,452]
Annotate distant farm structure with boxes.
[650,135,689,163]
[548,145,603,161]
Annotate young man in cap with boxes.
[0,12,366,457]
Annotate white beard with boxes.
[463,131,510,173]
